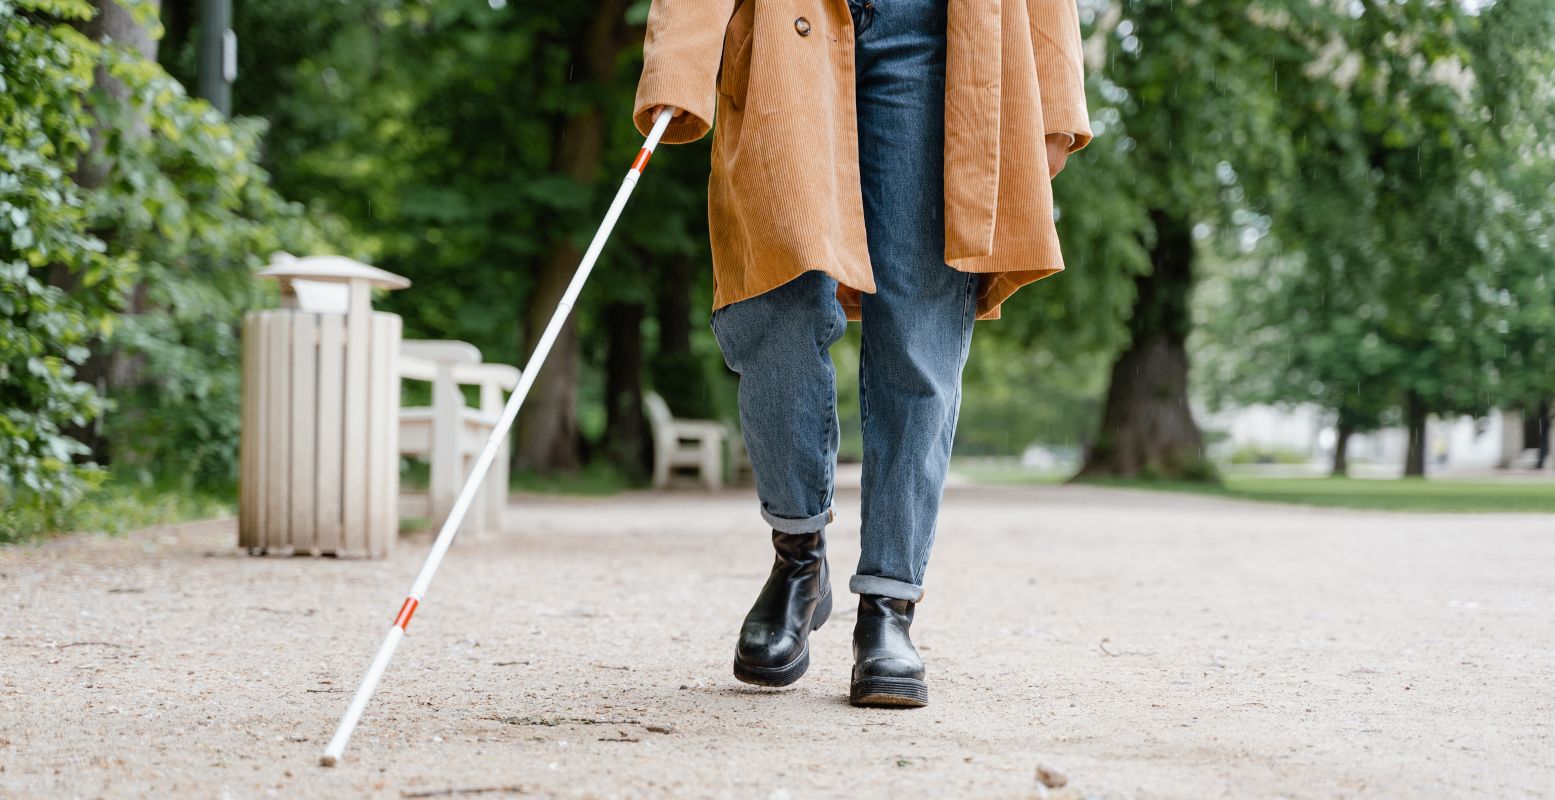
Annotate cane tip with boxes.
[319,753,339,768]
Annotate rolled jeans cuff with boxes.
[849,574,924,602]
[762,506,834,534]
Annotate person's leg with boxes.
[712,270,847,532]
[848,0,976,707]
[711,270,847,686]
[852,0,974,605]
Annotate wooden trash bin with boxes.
[239,254,409,557]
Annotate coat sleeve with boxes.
[633,0,739,144]
[1030,0,1093,153]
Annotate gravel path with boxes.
[3,484,1552,799]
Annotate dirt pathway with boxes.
[3,484,1552,798]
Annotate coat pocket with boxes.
[717,0,756,108]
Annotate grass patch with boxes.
[954,461,1555,513]
[1078,476,1555,513]
[950,461,1068,487]
[400,461,634,497]
[1,479,234,545]
[399,459,637,497]
[509,463,638,496]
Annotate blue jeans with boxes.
[710,0,975,603]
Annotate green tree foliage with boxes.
[1069,0,1322,481]
[96,77,345,485]
[1471,0,1555,415]
[2,0,339,537]
[88,9,344,488]
[2,0,128,524]
[194,0,720,472]
[1198,0,1555,475]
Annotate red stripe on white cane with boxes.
[392,598,418,630]
[631,147,652,173]
[318,106,679,768]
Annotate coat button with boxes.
[794,17,812,36]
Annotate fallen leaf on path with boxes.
[400,785,529,798]
[1034,764,1068,787]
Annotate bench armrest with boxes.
[450,362,521,392]
[401,339,482,365]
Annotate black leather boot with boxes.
[733,530,833,687]
[850,594,927,707]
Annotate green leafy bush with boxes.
[2,0,346,539]
[89,48,345,487]
[1,0,122,532]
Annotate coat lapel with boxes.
[943,0,1002,262]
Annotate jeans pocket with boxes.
[709,305,740,372]
[957,273,978,363]
[818,293,847,352]
[847,0,875,35]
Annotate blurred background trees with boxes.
[4,0,1553,536]
[3,0,339,537]
[1197,0,1555,477]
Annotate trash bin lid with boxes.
[261,253,411,290]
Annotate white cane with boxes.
[320,107,679,767]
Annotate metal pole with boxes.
[319,108,678,767]
[196,0,233,114]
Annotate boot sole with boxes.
[732,589,833,688]
[849,675,929,708]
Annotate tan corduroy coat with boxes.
[633,0,1092,320]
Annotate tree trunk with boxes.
[513,3,633,472]
[194,0,232,113]
[602,302,650,480]
[158,0,194,61]
[514,237,586,472]
[657,253,695,355]
[1526,398,1550,469]
[1331,419,1353,477]
[1077,210,1211,481]
[649,252,715,419]
[1403,391,1427,477]
[77,0,161,182]
[52,0,161,462]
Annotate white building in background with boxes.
[1198,403,1549,476]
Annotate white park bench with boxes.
[645,391,727,490]
[398,341,519,536]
